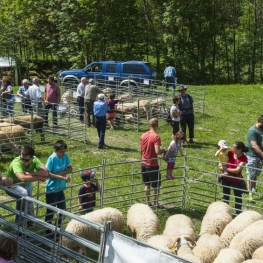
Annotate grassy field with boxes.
[1,84,263,237]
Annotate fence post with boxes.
[137,100,139,132]
[181,153,187,209]
[30,111,34,146]
[100,159,106,209]
[99,221,111,263]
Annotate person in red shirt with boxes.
[220,141,248,214]
[140,118,166,208]
[44,76,61,126]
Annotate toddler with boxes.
[215,140,229,181]
[78,170,101,214]
[163,131,186,180]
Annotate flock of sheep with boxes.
[59,201,263,263]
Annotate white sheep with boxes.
[192,233,223,263]
[213,248,245,263]
[0,131,19,155]
[61,90,73,104]
[199,201,232,236]
[62,207,124,254]
[147,234,174,253]
[241,260,263,263]
[163,214,195,242]
[0,122,25,145]
[124,114,135,123]
[229,220,263,260]
[220,210,262,248]
[127,203,159,242]
[252,246,263,260]
[118,93,134,101]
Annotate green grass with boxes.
[1,84,263,241]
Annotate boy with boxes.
[78,170,100,214]
[44,140,72,239]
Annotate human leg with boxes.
[221,178,231,204]
[98,116,106,148]
[171,120,179,135]
[187,113,195,140]
[52,104,58,126]
[56,191,66,230]
[233,181,243,214]
[7,101,14,116]
[166,162,175,179]
[44,104,51,125]
[180,116,187,134]
[78,97,84,122]
[164,77,169,91]
[86,100,94,126]
[148,166,162,206]
[45,192,57,235]
[141,164,152,205]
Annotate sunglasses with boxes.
[20,157,31,162]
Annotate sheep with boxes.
[213,248,245,263]
[118,93,134,102]
[0,131,20,155]
[252,246,263,260]
[127,203,159,242]
[124,114,135,123]
[3,114,45,141]
[220,210,262,248]
[62,207,124,254]
[150,98,166,114]
[163,214,195,242]
[0,122,25,145]
[147,234,174,253]
[241,261,263,263]
[61,91,73,104]
[229,220,263,260]
[192,233,223,263]
[199,201,232,236]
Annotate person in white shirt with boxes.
[77,77,87,123]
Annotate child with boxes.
[0,237,18,263]
[163,131,186,180]
[215,140,229,178]
[106,93,119,130]
[78,170,101,214]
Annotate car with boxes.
[58,61,157,89]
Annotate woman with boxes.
[220,141,248,215]
[17,79,32,113]
[106,93,119,130]
[170,96,182,135]
[0,76,14,117]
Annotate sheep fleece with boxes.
[220,210,262,248]
[127,203,159,242]
[213,248,245,263]
[229,220,263,260]
[147,235,173,252]
[252,246,263,260]
[62,207,124,250]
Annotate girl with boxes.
[170,96,182,135]
[163,131,186,180]
[106,93,119,130]
[0,237,18,263]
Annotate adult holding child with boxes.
[178,85,195,143]
[219,142,248,215]
[246,115,263,202]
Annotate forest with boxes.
[0,0,263,84]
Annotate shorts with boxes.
[246,156,262,180]
[141,164,161,188]
[167,162,175,169]
[106,112,116,120]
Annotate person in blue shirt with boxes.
[17,79,32,113]
[44,140,72,239]
[164,66,177,92]
[93,94,110,149]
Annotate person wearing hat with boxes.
[17,79,32,113]
[93,93,110,149]
[84,79,103,127]
[178,85,195,143]
[215,140,229,181]
[0,76,14,117]
[78,170,100,214]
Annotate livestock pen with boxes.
[0,155,262,262]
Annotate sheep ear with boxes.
[184,237,196,247]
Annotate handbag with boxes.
[165,112,171,123]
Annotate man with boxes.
[93,93,110,149]
[77,77,87,123]
[164,66,177,92]
[44,76,61,126]
[84,79,103,127]
[178,85,195,143]
[246,115,263,201]
[6,146,48,226]
[17,79,32,113]
[140,118,166,208]
[25,77,44,118]
[45,140,72,239]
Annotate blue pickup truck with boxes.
[58,60,157,89]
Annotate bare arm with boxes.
[155,144,166,155]
[215,149,221,157]
[251,141,263,158]
[172,109,181,117]
[190,103,194,113]
[226,162,247,174]
[47,165,72,182]
[17,167,49,182]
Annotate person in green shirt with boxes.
[6,146,48,226]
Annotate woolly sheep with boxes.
[61,91,73,104]
[213,248,245,263]
[0,131,19,155]
[118,93,134,101]
[147,234,174,252]
[229,220,263,260]
[124,114,135,123]
[241,260,263,263]
[163,214,195,242]
[0,122,25,144]
[192,233,223,263]
[220,210,262,248]
[3,114,45,141]
[127,203,159,242]
[62,207,124,253]
[252,246,263,260]
[199,201,232,236]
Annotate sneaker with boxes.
[110,127,114,130]
[98,146,109,149]
[166,175,172,180]
[189,139,194,143]
[169,175,175,180]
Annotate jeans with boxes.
[2,99,14,117]
[77,97,85,122]
[45,191,66,235]
[222,178,243,214]
[165,76,177,92]
[95,115,107,148]
[44,104,58,125]
[7,184,34,225]
[22,99,32,113]
[170,120,180,135]
[85,100,95,126]
[180,113,195,139]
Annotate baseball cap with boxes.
[98,93,105,100]
[80,170,96,181]
[218,140,228,149]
